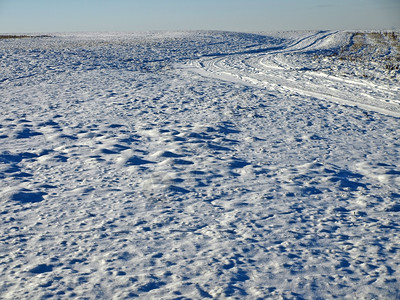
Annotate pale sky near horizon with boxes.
[0,0,399,34]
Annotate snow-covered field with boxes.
[1,30,399,299]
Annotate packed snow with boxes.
[1,30,399,299]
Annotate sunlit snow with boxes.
[1,30,399,299]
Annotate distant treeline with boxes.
[0,35,51,40]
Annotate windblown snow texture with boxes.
[1,31,399,299]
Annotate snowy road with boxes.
[1,31,400,299]
[188,31,400,117]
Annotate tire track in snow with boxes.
[189,31,400,118]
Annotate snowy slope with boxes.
[1,31,400,299]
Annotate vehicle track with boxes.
[189,31,400,118]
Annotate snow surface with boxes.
[1,30,400,299]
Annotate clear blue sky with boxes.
[0,0,399,33]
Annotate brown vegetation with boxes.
[312,31,399,82]
[340,32,399,72]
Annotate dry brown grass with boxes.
[346,32,400,54]
[316,31,400,81]
[383,32,399,42]
[349,32,366,52]
[367,32,386,46]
